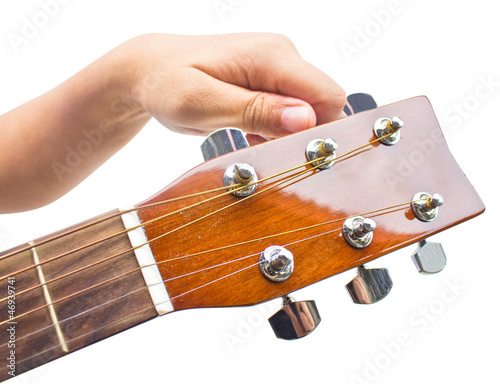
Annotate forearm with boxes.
[0,45,150,213]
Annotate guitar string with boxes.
[2,180,419,337]
[0,163,306,282]
[0,162,322,307]
[0,149,329,280]
[0,131,394,303]
[0,164,326,324]
[3,160,419,372]
[0,184,237,263]
[0,150,400,314]
[14,199,417,366]
[0,198,416,328]
[15,260,261,366]
[0,185,242,281]
[1,103,414,369]
[4,226,344,349]
[0,130,391,274]
[0,131,402,354]
[0,137,343,266]
[13,197,413,363]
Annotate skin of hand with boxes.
[0,33,345,213]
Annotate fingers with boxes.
[161,67,317,138]
[130,33,346,138]
[272,61,346,125]
[238,91,317,136]
[193,33,346,127]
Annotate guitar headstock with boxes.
[136,96,484,323]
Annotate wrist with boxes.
[112,34,161,116]
[101,37,152,123]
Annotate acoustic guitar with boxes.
[0,95,484,382]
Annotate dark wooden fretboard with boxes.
[0,210,158,382]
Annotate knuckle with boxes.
[331,87,347,111]
[242,92,271,131]
[261,33,296,52]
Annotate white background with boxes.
[0,1,498,383]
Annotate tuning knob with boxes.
[200,128,249,161]
[373,116,403,145]
[305,138,338,169]
[411,192,443,222]
[343,216,376,248]
[346,265,393,304]
[411,240,447,274]
[343,93,377,115]
[268,296,321,340]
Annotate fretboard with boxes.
[0,210,159,382]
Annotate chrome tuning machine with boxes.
[373,116,403,145]
[223,163,258,197]
[200,128,249,161]
[411,192,443,222]
[200,128,259,197]
[305,138,337,169]
[343,216,376,248]
[346,265,393,304]
[268,295,321,340]
[259,246,294,282]
[411,240,447,274]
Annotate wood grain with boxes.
[136,96,485,311]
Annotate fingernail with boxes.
[282,106,311,133]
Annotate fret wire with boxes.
[15,304,156,366]
[15,260,262,367]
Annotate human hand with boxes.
[119,33,346,142]
[0,33,345,212]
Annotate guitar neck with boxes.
[0,209,160,381]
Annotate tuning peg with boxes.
[343,216,376,248]
[200,128,249,161]
[223,163,258,197]
[411,192,444,222]
[346,265,393,304]
[305,138,338,169]
[411,240,447,274]
[373,116,403,145]
[268,295,321,340]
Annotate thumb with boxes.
[236,92,317,138]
